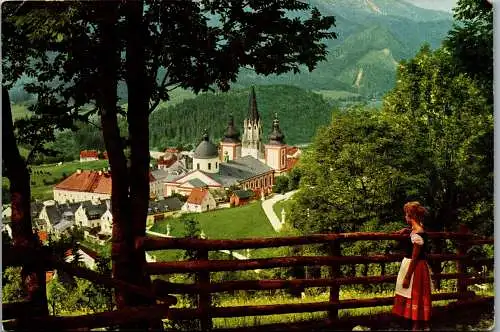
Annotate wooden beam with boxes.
[47,258,177,305]
[138,232,489,251]
[154,272,491,295]
[165,292,476,320]
[3,304,173,330]
[145,254,468,274]
[2,301,35,320]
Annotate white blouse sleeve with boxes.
[410,233,424,245]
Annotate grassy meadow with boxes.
[150,201,276,239]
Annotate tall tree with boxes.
[290,107,413,234]
[2,87,49,317]
[383,46,493,235]
[3,0,337,322]
[445,0,493,102]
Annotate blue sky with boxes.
[406,0,458,12]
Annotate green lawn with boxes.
[272,198,295,222]
[11,103,31,120]
[150,201,277,239]
[148,202,279,261]
[4,159,110,201]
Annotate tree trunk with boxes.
[96,3,134,310]
[125,0,152,295]
[98,1,158,329]
[2,87,48,319]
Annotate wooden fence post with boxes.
[197,249,212,331]
[456,226,471,300]
[328,240,341,324]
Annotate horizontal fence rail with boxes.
[152,274,493,295]
[136,231,491,251]
[144,254,488,274]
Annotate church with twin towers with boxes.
[164,87,301,197]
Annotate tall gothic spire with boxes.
[247,86,260,122]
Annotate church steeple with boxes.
[268,113,285,145]
[222,114,240,143]
[241,86,264,160]
[247,86,260,122]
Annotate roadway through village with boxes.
[261,190,298,232]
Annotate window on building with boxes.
[216,162,218,169]
[197,163,200,170]
[208,163,211,170]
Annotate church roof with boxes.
[268,113,285,145]
[194,131,219,159]
[247,86,260,122]
[222,115,240,143]
[215,155,273,187]
[187,178,209,188]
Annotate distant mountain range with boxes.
[8,0,453,103]
[235,0,454,98]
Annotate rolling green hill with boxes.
[8,0,453,103]
[235,0,453,98]
[149,85,332,149]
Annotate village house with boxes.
[53,169,158,204]
[64,245,100,270]
[79,150,99,162]
[146,197,183,227]
[182,188,216,213]
[230,189,254,206]
[38,201,80,237]
[54,169,112,204]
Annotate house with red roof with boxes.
[181,188,216,213]
[157,154,178,170]
[53,169,158,204]
[53,169,112,204]
[79,150,99,162]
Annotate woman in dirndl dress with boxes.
[392,201,432,331]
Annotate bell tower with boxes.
[241,86,264,160]
[264,113,287,172]
[220,114,242,162]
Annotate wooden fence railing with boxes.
[136,230,493,331]
[2,230,493,331]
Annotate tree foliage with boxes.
[383,46,493,234]
[445,0,493,101]
[290,107,413,234]
[291,45,492,237]
[3,0,337,315]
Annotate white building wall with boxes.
[100,210,113,235]
[265,148,279,170]
[192,157,219,173]
[221,144,241,162]
[53,189,110,204]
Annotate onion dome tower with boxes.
[193,130,219,173]
[264,113,287,171]
[220,114,242,162]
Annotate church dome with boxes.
[222,115,240,143]
[194,131,219,159]
[268,113,285,145]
